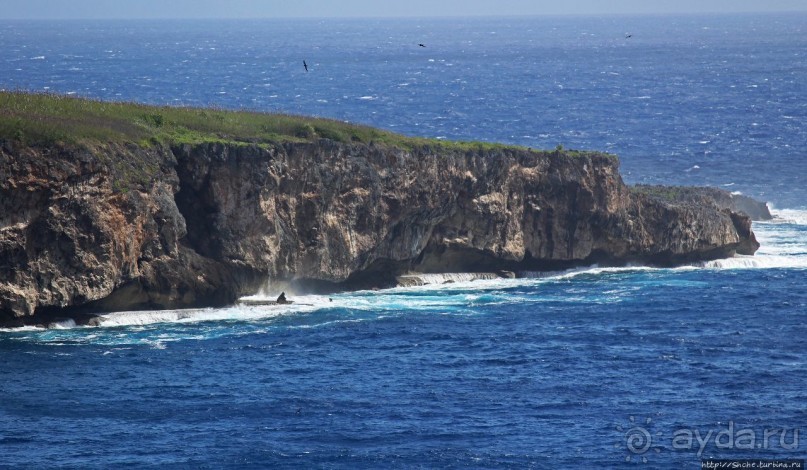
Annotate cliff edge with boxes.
[1,138,759,325]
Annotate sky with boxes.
[2,0,806,19]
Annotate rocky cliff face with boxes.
[632,184,772,221]
[0,139,759,325]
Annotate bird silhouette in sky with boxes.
[303,60,308,72]
[418,43,426,47]
[625,33,633,39]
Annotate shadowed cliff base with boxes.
[0,93,763,326]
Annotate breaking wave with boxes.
[396,272,502,286]
[705,208,807,269]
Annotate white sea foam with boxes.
[0,325,42,333]
[767,208,807,226]
[397,272,500,286]
[97,308,212,327]
[48,318,77,329]
[94,301,327,328]
[699,255,807,269]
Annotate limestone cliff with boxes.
[632,184,772,221]
[0,139,759,325]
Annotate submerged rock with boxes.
[0,138,762,325]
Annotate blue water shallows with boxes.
[1,14,806,468]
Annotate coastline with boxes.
[1,93,762,327]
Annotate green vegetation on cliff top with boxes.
[0,91,400,147]
[0,91,612,159]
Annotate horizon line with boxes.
[2,10,807,21]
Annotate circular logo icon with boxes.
[625,425,652,454]
[615,416,663,463]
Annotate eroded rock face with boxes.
[632,184,772,221]
[0,139,760,324]
[0,141,258,324]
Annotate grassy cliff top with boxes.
[0,91,613,160]
[0,90,403,147]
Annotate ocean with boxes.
[1,14,805,468]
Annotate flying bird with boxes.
[303,60,308,72]
[418,43,426,47]
[625,33,633,39]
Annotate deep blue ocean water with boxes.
[1,14,805,468]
